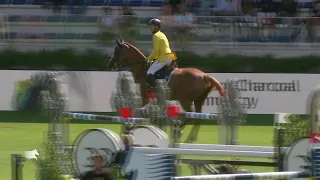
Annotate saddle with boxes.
[147,61,178,81]
[146,61,177,94]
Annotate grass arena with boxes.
[2,125,275,180]
[4,71,320,180]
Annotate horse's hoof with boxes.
[185,136,197,143]
[190,134,198,141]
[190,137,197,142]
[179,130,183,137]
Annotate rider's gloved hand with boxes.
[147,58,153,64]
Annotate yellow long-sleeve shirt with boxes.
[148,31,177,62]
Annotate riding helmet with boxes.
[148,18,161,28]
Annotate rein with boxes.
[117,61,146,69]
[115,59,149,78]
[110,42,151,77]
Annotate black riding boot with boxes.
[146,74,156,91]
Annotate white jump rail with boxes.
[176,143,288,152]
[171,171,311,180]
[178,112,219,119]
[132,147,274,158]
[63,112,149,124]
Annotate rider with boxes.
[146,18,177,89]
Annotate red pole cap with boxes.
[119,108,132,118]
[309,132,320,143]
[167,106,180,117]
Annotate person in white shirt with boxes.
[100,7,115,27]
[174,3,196,24]
[98,7,116,45]
[158,4,176,39]
[173,4,196,50]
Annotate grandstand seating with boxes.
[0,0,314,9]
[0,0,166,6]
[0,1,316,45]
[3,14,314,43]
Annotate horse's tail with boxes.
[203,74,225,97]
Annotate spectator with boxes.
[51,0,64,12]
[173,3,196,50]
[169,0,182,13]
[307,0,320,42]
[159,4,176,39]
[313,1,320,18]
[121,134,134,149]
[279,0,297,17]
[41,0,64,12]
[212,0,242,16]
[241,0,256,16]
[185,0,200,13]
[98,7,116,45]
[160,3,174,22]
[122,6,134,15]
[118,6,139,44]
[80,153,116,180]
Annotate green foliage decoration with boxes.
[35,132,71,180]
[274,114,307,147]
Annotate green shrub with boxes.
[274,114,308,147]
[1,48,319,73]
[36,132,70,180]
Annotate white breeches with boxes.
[147,55,173,75]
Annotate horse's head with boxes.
[107,38,130,70]
[107,38,147,71]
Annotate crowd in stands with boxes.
[1,0,320,44]
[96,0,320,44]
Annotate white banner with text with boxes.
[0,70,317,114]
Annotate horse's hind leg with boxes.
[178,99,192,127]
[178,99,197,143]
[188,90,211,142]
[194,90,210,112]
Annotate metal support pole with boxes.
[11,154,24,180]
[307,85,320,134]
[218,78,246,145]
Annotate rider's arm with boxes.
[148,35,160,61]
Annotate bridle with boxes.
[108,40,150,78]
[111,58,149,78]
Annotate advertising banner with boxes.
[1,70,118,112]
[0,70,318,114]
[204,73,307,114]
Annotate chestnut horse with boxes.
[107,39,225,142]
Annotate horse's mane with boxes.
[123,42,147,59]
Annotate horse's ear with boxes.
[116,39,121,46]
